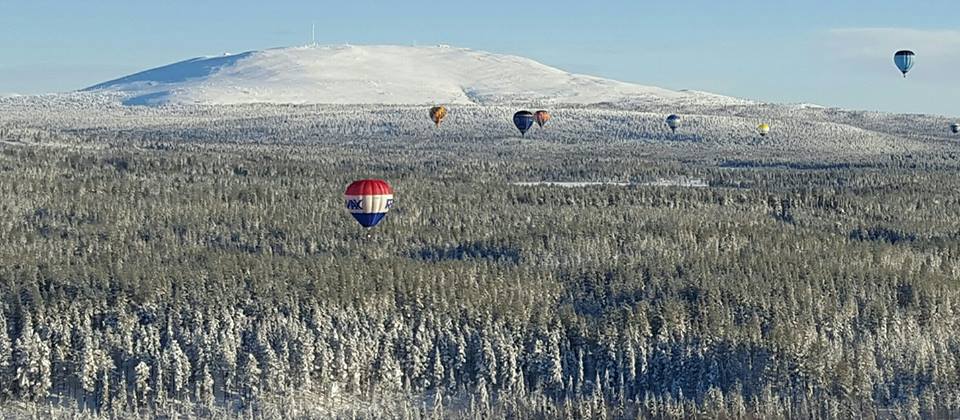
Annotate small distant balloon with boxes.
[344,179,394,229]
[757,123,770,137]
[429,106,448,127]
[534,110,551,128]
[513,111,535,137]
[894,50,915,78]
[666,114,681,133]
[951,123,960,134]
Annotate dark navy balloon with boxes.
[513,111,535,137]
[666,114,681,133]
[894,50,915,77]
[952,123,960,134]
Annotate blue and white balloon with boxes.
[894,50,915,78]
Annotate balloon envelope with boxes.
[666,114,681,132]
[952,123,960,134]
[894,50,915,77]
[757,123,770,137]
[344,179,394,228]
[429,106,447,127]
[534,110,551,128]
[513,111,535,136]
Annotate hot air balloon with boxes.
[513,111,535,137]
[534,110,551,128]
[666,114,681,133]
[952,123,960,134]
[894,50,915,78]
[344,179,394,229]
[757,123,770,137]
[429,106,448,127]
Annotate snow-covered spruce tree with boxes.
[0,308,11,399]
[10,316,52,402]
[426,344,443,391]
[197,363,215,409]
[133,360,151,410]
[236,352,262,410]
[164,339,192,401]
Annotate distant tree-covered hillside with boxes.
[0,103,959,419]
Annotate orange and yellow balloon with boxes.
[534,110,551,128]
[429,106,448,127]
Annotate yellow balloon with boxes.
[757,123,770,137]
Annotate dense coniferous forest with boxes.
[1,100,959,418]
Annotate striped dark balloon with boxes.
[894,50,915,77]
[513,111,535,137]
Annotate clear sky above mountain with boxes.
[1,0,956,115]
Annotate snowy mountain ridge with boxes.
[83,45,751,107]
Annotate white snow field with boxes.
[0,44,955,164]
[82,44,750,107]
[512,179,708,188]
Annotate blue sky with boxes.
[1,0,956,115]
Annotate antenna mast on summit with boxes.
[311,22,316,46]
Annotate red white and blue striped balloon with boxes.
[344,179,394,228]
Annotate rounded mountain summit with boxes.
[84,44,744,107]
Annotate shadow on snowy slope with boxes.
[82,51,256,105]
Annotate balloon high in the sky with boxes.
[429,106,447,127]
[344,179,394,229]
[894,50,915,78]
[513,111,535,137]
[757,123,770,137]
[952,123,960,134]
[666,114,681,133]
[534,110,551,128]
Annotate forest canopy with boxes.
[0,101,959,418]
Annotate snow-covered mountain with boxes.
[83,45,748,107]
